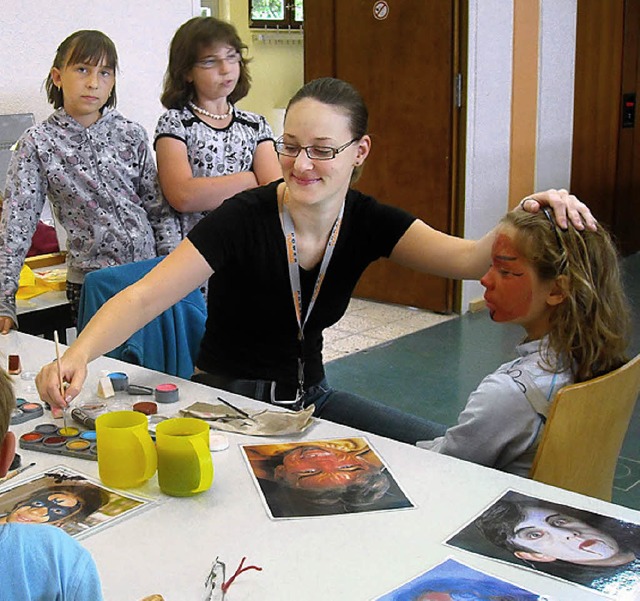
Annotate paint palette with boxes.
[19,423,98,461]
[11,398,44,425]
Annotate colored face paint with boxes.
[9,492,81,524]
[481,233,534,322]
[59,427,80,437]
[20,432,44,443]
[275,446,379,490]
[66,439,91,451]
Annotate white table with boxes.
[2,331,639,601]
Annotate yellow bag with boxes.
[16,264,65,299]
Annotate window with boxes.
[249,0,303,29]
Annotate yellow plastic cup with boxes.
[155,417,213,497]
[96,411,157,488]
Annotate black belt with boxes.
[191,372,300,406]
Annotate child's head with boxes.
[475,499,634,567]
[0,367,17,477]
[45,30,118,110]
[494,210,630,381]
[161,16,251,109]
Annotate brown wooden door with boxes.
[571,0,639,255]
[304,0,461,312]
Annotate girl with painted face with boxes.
[155,16,281,237]
[0,30,180,331]
[37,78,596,445]
[418,209,630,474]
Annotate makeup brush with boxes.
[53,331,68,431]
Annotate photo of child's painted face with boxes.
[7,491,81,524]
[511,507,629,566]
[274,446,378,490]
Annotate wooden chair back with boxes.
[529,353,640,501]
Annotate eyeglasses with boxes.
[194,52,241,70]
[203,555,262,600]
[274,137,359,161]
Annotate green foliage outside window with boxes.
[250,0,303,27]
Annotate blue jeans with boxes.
[303,379,448,445]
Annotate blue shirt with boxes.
[0,523,103,601]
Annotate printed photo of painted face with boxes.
[0,483,106,528]
[375,557,540,601]
[448,491,640,596]
[243,438,413,518]
[3,490,82,524]
[508,506,635,567]
[273,445,380,490]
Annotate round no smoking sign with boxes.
[373,1,389,20]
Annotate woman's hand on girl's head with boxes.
[35,354,87,409]
[519,189,597,231]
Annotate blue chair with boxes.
[0,112,35,192]
[77,257,207,379]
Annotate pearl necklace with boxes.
[189,100,233,120]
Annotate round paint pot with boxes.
[66,439,91,452]
[80,431,97,442]
[209,433,229,452]
[20,431,44,443]
[21,402,42,413]
[58,427,79,438]
[133,401,157,416]
[35,423,58,435]
[16,398,26,407]
[154,383,179,403]
[42,436,66,447]
[108,372,129,392]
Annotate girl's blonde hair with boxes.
[501,210,630,382]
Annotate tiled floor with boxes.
[323,298,456,362]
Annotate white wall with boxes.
[462,1,514,311]
[536,0,577,191]
[0,1,198,138]
[461,0,577,312]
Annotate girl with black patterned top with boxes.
[155,16,281,237]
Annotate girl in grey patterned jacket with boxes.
[0,30,180,331]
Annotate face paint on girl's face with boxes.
[480,233,533,322]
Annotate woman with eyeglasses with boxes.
[36,77,597,445]
[154,16,281,237]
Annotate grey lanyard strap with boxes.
[279,189,344,400]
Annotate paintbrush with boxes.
[53,331,68,431]
[0,461,35,484]
[217,396,251,418]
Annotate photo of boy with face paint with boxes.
[0,482,105,526]
[0,466,150,538]
[375,557,540,601]
[447,490,640,596]
[243,437,413,518]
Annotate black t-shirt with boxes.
[188,180,415,388]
